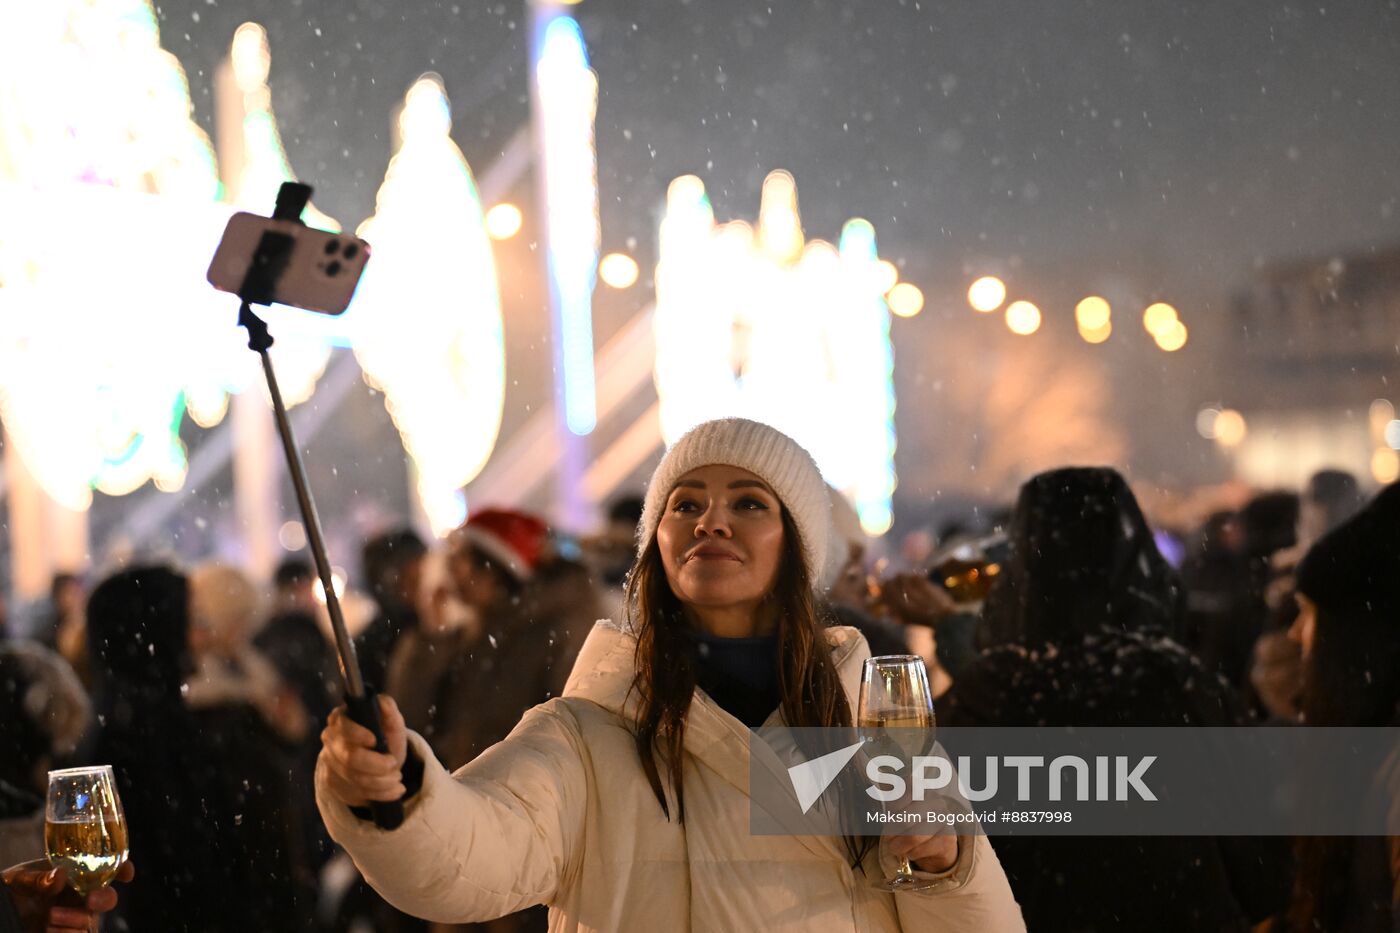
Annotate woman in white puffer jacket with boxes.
[317,418,1024,932]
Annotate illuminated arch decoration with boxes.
[653,171,898,535]
[350,76,506,535]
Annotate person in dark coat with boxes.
[941,467,1291,932]
[82,565,251,932]
[254,557,342,872]
[354,530,427,697]
[1287,482,1400,932]
[387,509,595,933]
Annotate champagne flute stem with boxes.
[895,855,916,883]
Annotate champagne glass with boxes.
[857,655,937,891]
[45,765,129,896]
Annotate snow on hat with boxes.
[452,508,549,581]
[638,418,831,587]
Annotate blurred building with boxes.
[1223,245,1400,489]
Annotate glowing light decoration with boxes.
[192,21,335,415]
[1142,302,1179,336]
[1372,448,1399,484]
[1213,409,1247,447]
[1076,297,1112,344]
[484,203,524,240]
[968,276,1006,312]
[598,252,640,289]
[1005,300,1041,335]
[0,10,508,520]
[350,76,506,536]
[533,14,599,436]
[0,0,225,508]
[887,282,924,318]
[1154,319,1188,352]
[874,260,900,295]
[653,171,898,536]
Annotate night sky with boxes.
[143,0,1400,521]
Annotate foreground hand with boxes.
[2,860,135,932]
[890,834,958,874]
[320,695,409,808]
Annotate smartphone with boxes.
[206,212,370,314]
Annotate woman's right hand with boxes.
[319,695,409,808]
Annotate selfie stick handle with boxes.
[237,182,404,831]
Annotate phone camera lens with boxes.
[324,240,340,255]
[342,243,359,260]
[326,260,343,277]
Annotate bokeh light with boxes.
[1075,296,1111,330]
[278,520,307,551]
[887,282,925,318]
[598,252,640,288]
[1142,302,1179,336]
[874,259,899,295]
[1005,300,1041,335]
[1079,322,1112,344]
[1386,420,1400,450]
[1196,408,1221,439]
[1214,409,1247,447]
[1154,320,1188,352]
[1372,448,1400,484]
[484,203,523,240]
[1370,399,1395,434]
[968,276,1007,313]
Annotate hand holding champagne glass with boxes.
[45,766,129,897]
[857,655,953,890]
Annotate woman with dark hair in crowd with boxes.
[319,418,1022,930]
[1288,483,1400,932]
[943,466,1291,932]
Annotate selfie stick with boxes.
[235,182,404,831]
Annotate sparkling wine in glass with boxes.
[45,765,129,896]
[857,654,938,892]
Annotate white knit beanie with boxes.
[638,418,832,587]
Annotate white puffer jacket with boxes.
[317,621,1024,932]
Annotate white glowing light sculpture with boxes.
[350,76,506,536]
[186,21,335,428]
[533,14,600,436]
[0,0,226,507]
[0,8,508,522]
[653,171,899,536]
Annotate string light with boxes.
[484,203,524,240]
[598,252,640,288]
[887,282,924,318]
[1005,300,1041,335]
[967,276,1006,313]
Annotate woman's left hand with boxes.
[889,834,958,873]
[1,859,135,932]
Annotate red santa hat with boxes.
[451,508,549,581]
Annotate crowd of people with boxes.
[0,416,1396,931]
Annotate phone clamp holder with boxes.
[234,181,404,831]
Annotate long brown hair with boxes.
[625,509,873,866]
[1289,601,1400,931]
